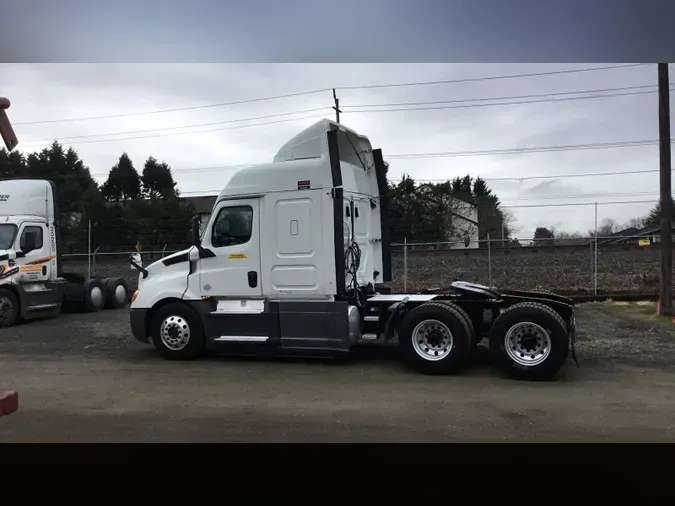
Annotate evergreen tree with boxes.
[141,156,178,199]
[101,153,141,202]
[533,227,555,246]
[643,198,675,228]
[0,148,26,178]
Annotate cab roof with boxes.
[218,119,373,199]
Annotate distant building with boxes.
[596,224,675,246]
[183,195,217,235]
[416,184,479,249]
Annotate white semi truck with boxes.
[0,179,130,327]
[129,119,578,380]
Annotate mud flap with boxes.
[383,298,408,341]
[570,317,580,368]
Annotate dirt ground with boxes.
[1,301,675,442]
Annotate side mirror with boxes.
[191,215,201,247]
[22,231,37,253]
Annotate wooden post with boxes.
[657,63,672,316]
[332,89,341,124]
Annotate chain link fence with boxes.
[60,233,667,296]
[391,234,665,295]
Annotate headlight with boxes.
[131,289,139,303]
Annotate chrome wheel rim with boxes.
[90,286,103,307]
[412,319,453,361]
[114,284,127,304]
[160,315,191,351]
[504,321,551,367]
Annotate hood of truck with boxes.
[131,247,196,309]
[137,248,192,286]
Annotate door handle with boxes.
[42,265,47,276]
[247,271,258,288]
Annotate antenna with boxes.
[332,89,341,124]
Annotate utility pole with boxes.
[657,63,672,316]
[332,88,341,124]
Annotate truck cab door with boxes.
[198,198,263,298]
[15,222,51,282]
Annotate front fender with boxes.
[131,257,193,310]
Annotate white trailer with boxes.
[129,119,578,380]
[0,179,130,327]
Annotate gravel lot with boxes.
[2,302,675,442]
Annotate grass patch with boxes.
[592,300,675,327]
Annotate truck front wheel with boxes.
[0,288,19,328]
[151,303,205,360]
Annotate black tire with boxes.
[398,301,472,375]
[432,300,477,352]
[0,288,20,328]
[489,302,569,381]
[151,302,205,360]
[103,277,129,309]
[529,288,556,296]
[83,279,106,312]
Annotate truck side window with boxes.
[211,205,253,248]
[20,226,43,251]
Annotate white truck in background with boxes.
[0,179,130,328]
[129,119,578,381]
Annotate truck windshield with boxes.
[0,224,18,250]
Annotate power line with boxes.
[336,64,649,90]
[13,89,333,126]
[387,139,672,161]
[18,112,330,147]
[341,84,659,109]
[501,199,656,209]
[345,88,672,115]
[405,168,666,183]
[12,141,672,181]
[18,86,667,147]
[13,64,648,126]
[499,191,660,202]
[18,107,331,144]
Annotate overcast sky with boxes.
[1,62,672,240]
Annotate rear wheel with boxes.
[151,302,205,360]
[103,277,129,309]
[0,288,19,328]
[398,302,472,374]
[83,279,106,312]
[433,300,477,351]
[489,302,569,381]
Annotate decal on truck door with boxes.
[23,256,55,266]
[20,264,43,273]
[0,266,19,279]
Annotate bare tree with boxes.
[588,218,619,238]
[624,216,645,229]
[555,230,586,245]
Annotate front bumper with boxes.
[130,308,150,343]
